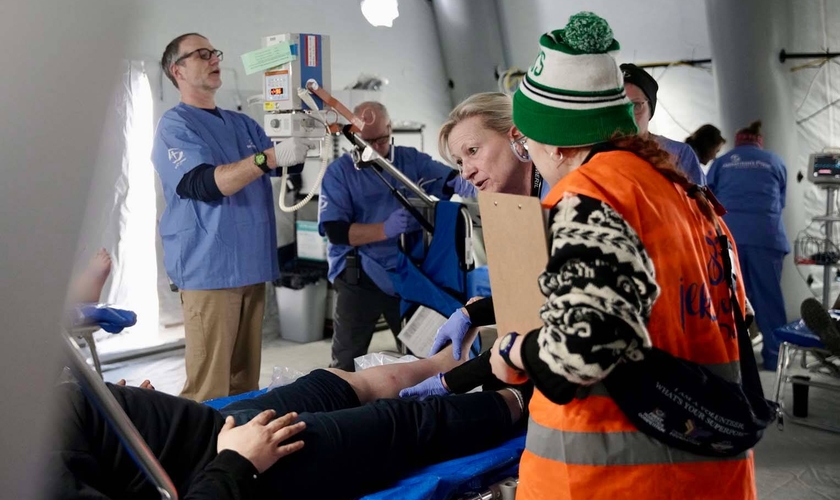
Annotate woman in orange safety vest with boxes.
[488,12,757,500]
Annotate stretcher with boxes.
[65,306,523,500]
[206,390,525,500]
[772,316,840,433]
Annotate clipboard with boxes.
[477,191,549,338]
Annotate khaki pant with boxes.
[179,283,265,402]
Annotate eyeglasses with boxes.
[631,100,648,115]
[363,128,392,147]
[175,48,224,65]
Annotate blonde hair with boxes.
[438,92,514,166]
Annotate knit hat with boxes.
[621,63,659,117]
[513,12,637,147]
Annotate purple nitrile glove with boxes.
[429,309,471,360]
[446,175,477,198]
[399,373,450,400]
[383,208,421,238]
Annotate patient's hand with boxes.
[217,410,306,474]
[115,379,155,390]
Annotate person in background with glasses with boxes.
[152,33,315,402]
[318,101,477,371]
[621,63,706,185]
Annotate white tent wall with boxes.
[129,0,452,155]
[786,0,840,312]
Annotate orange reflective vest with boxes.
[518,151,756,500]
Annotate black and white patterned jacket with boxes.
[521,192,660,393]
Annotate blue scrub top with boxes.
[655,135,706,185]
[318,146,473,295]
[152,103,278,290]
[707,144,790,253]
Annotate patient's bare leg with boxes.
[326,326,480,404]
[69,248,112,304]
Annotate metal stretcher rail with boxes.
[63,327,179,500]
[460,477,518,500]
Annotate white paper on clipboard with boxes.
[397,306,448,359]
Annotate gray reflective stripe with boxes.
[525,418,749,466]
[580,361,742,399]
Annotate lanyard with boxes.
[716,224,765,393]
[531,166,543,198]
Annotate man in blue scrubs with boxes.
[319,102,477,370]
[621,63,706,185]
[152,33,312,401]
[708,121,790,368]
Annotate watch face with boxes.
[255,152,266,165]
[501,333,515,351]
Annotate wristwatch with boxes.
[254,152,270,173]
[499,332,524,372]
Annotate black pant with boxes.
[330,269,402,371]
[225,370,514,498]
[56,371,514,500]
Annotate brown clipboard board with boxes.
[477,191,549,338]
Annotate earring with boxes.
[510,139,530,162]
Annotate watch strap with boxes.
[500,332,523,372]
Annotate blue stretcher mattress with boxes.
[772,312,839,350]
[205,390,525,500]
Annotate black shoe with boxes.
[800,298,840,355]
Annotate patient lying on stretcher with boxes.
[52,258,529,500]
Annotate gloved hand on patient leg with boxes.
[446,175,478,198]
[399,373,450,400]
[383,208,421,238]
[429,309,472,359]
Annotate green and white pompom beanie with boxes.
[513,12,638,147]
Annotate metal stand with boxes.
[823,186,837,308]
[74,325,103,377]
[772,341,840,433]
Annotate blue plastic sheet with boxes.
[360,432,525,500]
[772,314,838,350]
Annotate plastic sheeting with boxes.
[786,0,840,309]
[72,60,159,344]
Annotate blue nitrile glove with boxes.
[446,175,477,198]
[78,304,138,333]
[429,309,472,360]
[399,373,450,400]
[383,208,421,238]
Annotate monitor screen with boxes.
[811,153,840,183]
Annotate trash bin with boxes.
[274,260,328,343]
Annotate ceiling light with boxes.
[361,0,399,28]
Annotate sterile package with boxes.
[354,352,419,371]
[268,366,306,390]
